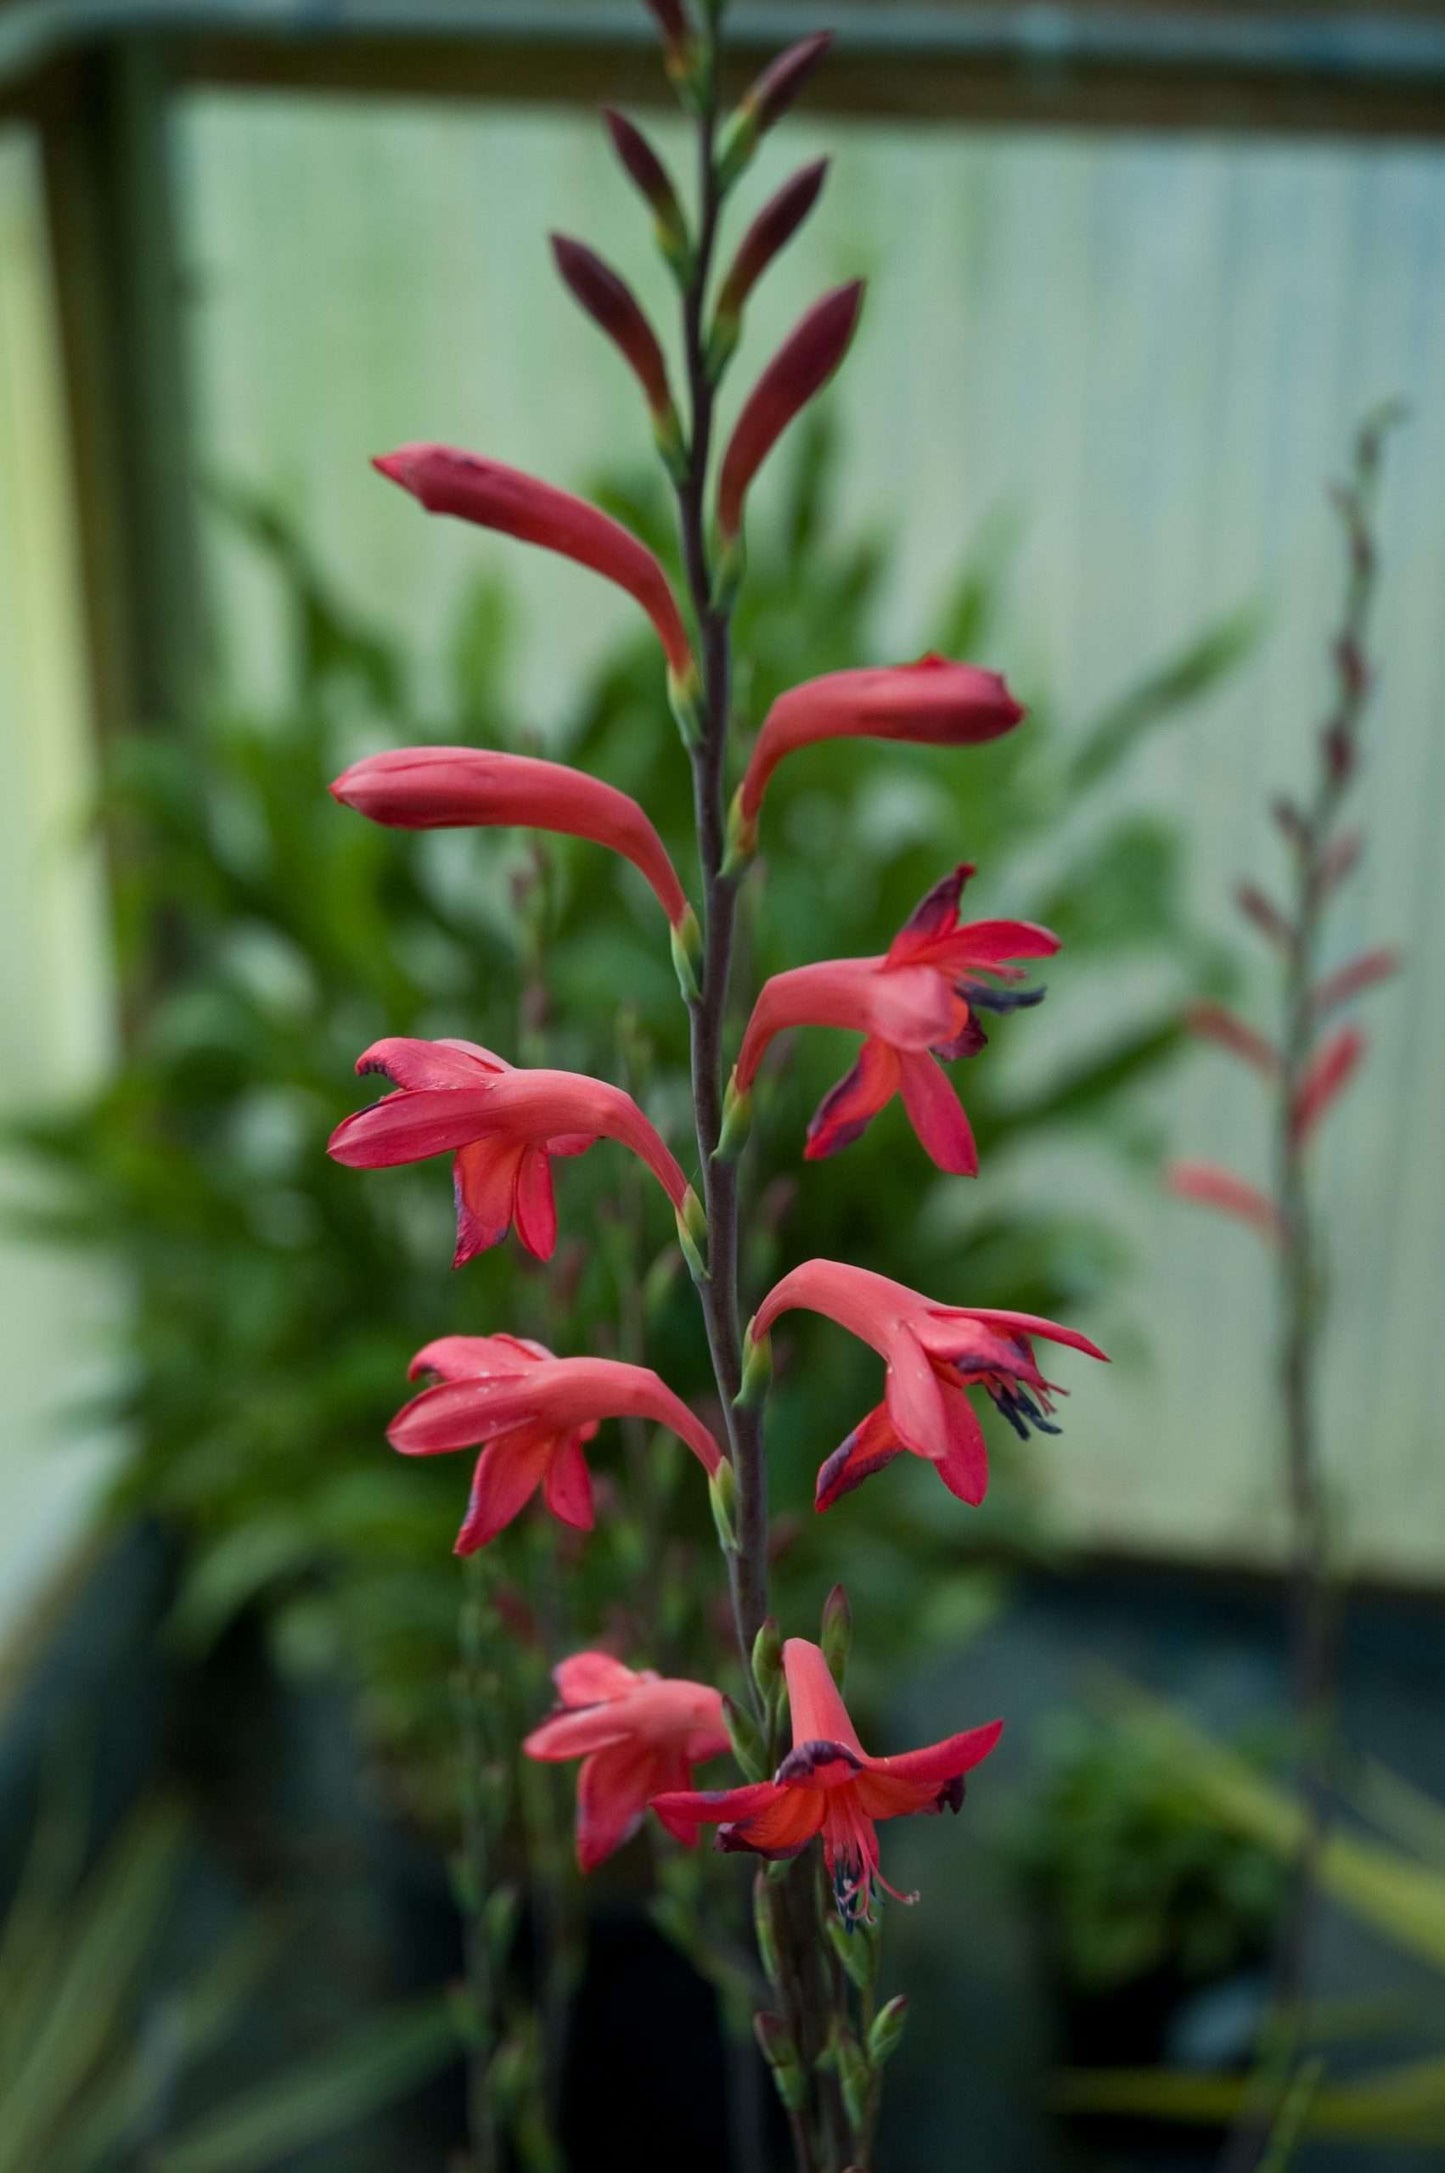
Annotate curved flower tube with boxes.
[710,159,828,369]
[729,654,1024,863]
[550,235,678,440]
[731,863,1057,1173]
[330,747,696,940]
[716,282,863,542]
[751,1259,1107,1510]
[524,1651,730,1871]
[391,1336,724,1550]
[328,1038,701,1266]
[373,445,695,688]
[654,1637,1001,1923]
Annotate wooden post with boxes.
[38,35,207,754]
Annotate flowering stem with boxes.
[1219,405,1398,2173]
[667,16,848,2167]
[456,1555,501,2173]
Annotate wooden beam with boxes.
[36,37,207,753]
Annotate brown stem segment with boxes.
[1218,407,1398,2173]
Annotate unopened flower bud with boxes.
[714,1070,753,1161]
[717,34,832,189]
[675,1185,709,1281]
[602,108,689,277]
[832,2020,871,2130]
[754,2011,808,2112]
[670,904,702,1003]
[668,661,706,749]
[821,1583,852,1687]
[708,1457,736,1550]
[751,1616,783,1704]
[723,1692,767,1780]
[735,1322,772,1410]
[868,1993,909,2064]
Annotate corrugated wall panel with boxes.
[175,94,1445,1576]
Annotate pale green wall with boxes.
[174,93,1445,1577]
[7,90,1444,1615]
[0,127,118,1649]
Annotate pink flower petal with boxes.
[896,1051,978,1174]
[512,1146,558,1262]
[805,1037,901,1159]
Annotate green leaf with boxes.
[1066,602,1264,793]
[149,1996,460,2173]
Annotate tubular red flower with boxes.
[329,747,692,929]
[716,282,863,541]
[1168,1160,1281,1242]
[716,159,829,325]
[654,1637,1001,1922]
[550,235,675,421]
[391,1339,724,1555]
[525,1651,729,1871]
[751,1259,1106,1512]
[328,1040,697,1262]
[373,445,694,682]
[732,655,1024,858]
[733,865,1057,1172]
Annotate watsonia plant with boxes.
[322,7,1111,2165]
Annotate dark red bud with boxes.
[743,31,833,131]
[1234,881,1295,952]
[602,109,686,243]
[717,159,829,323]
[642,0,690,57]
[718,281,864,536]
[550,234,674,419]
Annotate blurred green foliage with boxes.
[0,1773,455,2172]
[7,416,1252,1829]
[1015,1713,1286,1996]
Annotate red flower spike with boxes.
[602,109,687,263]
[750,1260,1106,1511]
[729,656,1024,863]
[654,1637,1002,1923]
[372,446,694,686]
[550,235,676,426]
[716,282,864,542]
[328,1039,700,1263]
[391,1337,723,1552]
[1185,1002,1280,1079]
[733,864,1057,1172]
[715,159,829,331]
[525,1651,729,1871]
[1167,1161,1281,1242]
[1311,945,1401,1022]
[330,747,694,932]
[1291,1027,1365,1144]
